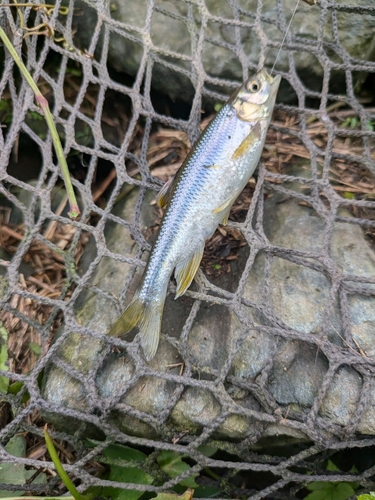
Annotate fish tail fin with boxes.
[108,293,163,361]
[108,294,144,337]
[139,301,163,361]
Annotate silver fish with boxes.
[109,69,281,360]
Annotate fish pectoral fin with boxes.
[232,122,262,159]
[214,192,242,225]
[175,245,204,298]
[156,176,175,208]
[213,195,235,214]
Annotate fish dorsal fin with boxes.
[156,176,175,208]
[175,245,204,298]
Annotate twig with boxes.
[306,101,346,124]
[0,225,24,240]
[0,27,80,219]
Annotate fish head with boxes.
[230,69,281,122]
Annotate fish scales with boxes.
[109,69,281,360]
[145,107,247,284]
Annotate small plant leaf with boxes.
[342,191,355,200]
[96,441,153,500]
[0,436,47,497]
[153,488,194,500]
[197,445,218,457]
[101,442,147,463]
[29,341,42,356]
[101,464,153,500]
[0,322,9,393]
[8,381,24,394]
[305,482,356,500]
[158,451,199,488]
[326,460,340,472]
[358,494,375,499]
[194,485,221,498]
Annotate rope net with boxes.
[0,0,375,497]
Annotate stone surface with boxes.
[42,164,375,444]
[73,0,375,102]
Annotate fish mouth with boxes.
[257,68,281,97]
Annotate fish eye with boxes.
[247,79,261,93]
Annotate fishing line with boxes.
[270,0,301,75]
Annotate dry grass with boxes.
[0,208,89,375]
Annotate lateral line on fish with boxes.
[270,0,301,76]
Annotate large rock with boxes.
[42,164,375,445]
[73,0,375,102]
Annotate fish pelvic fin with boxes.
[213,193,239,225]
[175,245,204,299]
[213,192,239,215]
[221,205,232,226]
[108,294,163,361]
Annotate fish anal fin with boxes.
[156,176,175,208]
[175,245,204,298]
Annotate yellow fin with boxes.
[213,193,238,215]
[232,122,262,159]
[175,246,204,298]
[156,176,175,208]
[108,296,143,337]
[221,206,231,226]
[139,301,163,361]
[108,295,163,361]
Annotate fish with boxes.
[108,68,281,360]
